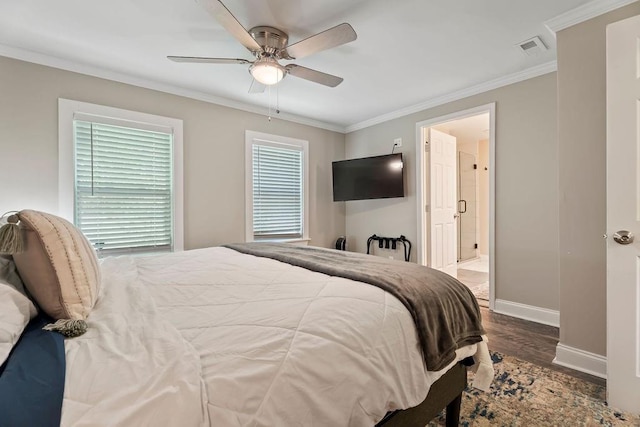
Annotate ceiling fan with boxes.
[168,0,357,92]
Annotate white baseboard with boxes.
[553,343,607,379]
[493,299,560,327]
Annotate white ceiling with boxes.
[433,113,490,144]
[0,0,594,131]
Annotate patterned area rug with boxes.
[466,282,489,301]
[456,268,489,304]
[428,352,640,426]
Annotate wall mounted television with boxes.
[332,153,404,202]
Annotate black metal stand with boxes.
[366,234,412,262]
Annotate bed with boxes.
[0,210,492,427]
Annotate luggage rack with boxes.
[366,234,412,262]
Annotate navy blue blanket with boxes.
[0,314,66,427]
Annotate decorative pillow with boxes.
[0,270,37,366]
[10,210,100,321]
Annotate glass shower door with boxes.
[458,152,477,262]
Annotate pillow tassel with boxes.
[0,214,23,254]
[43,319,88,338]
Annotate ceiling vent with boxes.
[516,36,548,57]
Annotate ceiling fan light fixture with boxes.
[250,58,285,85]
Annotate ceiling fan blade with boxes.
[285,64,343,87]
[167,56,251,64]
[196,0,262,53]
[285,23,357,59]
[248,79,266,94]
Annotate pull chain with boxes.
[266,81,281,122]
[268,84,272,122]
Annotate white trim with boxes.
[416,103,496,309]
[72,112,172,134]
[269,238,311,246]
[1,43,344,134]
[553,343,607,379]
[544,0,638,35]
[3,43,558,136]
[244,130,309,243]
[347,62,555,133]
[58,98,184,251]
[494,299,560,327]
[488,105,496,311]
[59,100,76,222]
[173,124,185,253]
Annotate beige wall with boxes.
[0,56,346,250]
[346,73,559,310]
[456,140,478,156]
[557,2,640,356]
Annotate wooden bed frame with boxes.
[375,362,467,427]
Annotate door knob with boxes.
[613,230,634,245]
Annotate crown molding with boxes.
[345,61,557,133]
[3,2,634,137]
[1,43,560,136]
[544,0,638,34]
[0,44,346,134]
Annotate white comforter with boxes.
[62,247,482,426]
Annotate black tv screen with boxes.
[332,153,404,201]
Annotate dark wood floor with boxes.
[480,306,606,387]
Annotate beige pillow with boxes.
[12,210,100,320]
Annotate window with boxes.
[245,131,309,242]
[59,99,183,255]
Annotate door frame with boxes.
[415,102,496,309]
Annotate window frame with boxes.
[245,130,309,243]
[58,98,184,253]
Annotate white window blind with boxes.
[73,120,174,254]
[252,143,304,239]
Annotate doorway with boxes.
[415,103,495,309]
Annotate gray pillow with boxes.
[0,255,29,297]
[0,255,38,366]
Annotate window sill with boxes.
[252,238,311,246]
[97,248,172,259]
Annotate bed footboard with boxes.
[375,362,467,427]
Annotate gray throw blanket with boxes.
[224,243,485,371]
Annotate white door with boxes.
[429,128,457,277]
[606,13,640,414]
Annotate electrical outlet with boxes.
[394,138,402,148]
[388,255,394,260]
